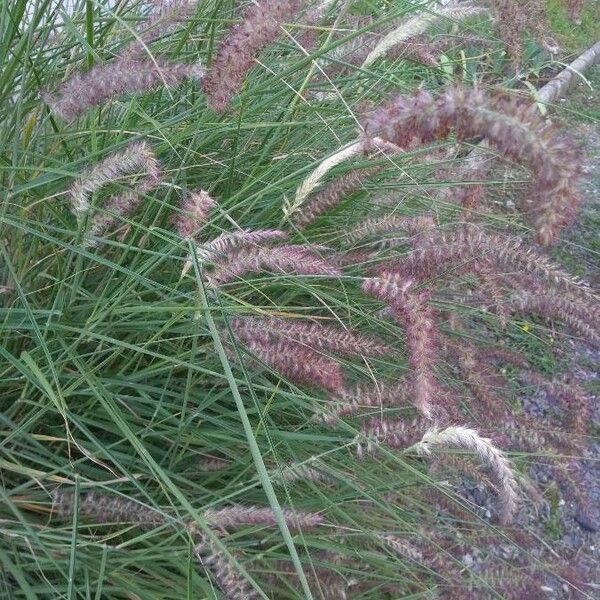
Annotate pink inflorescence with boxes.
[208,243,342,285]
[230,315,393,357]
[229,320,345,392]
[44,57,204,121]
[363,276,440,419]
[173,190,217,239]
[203,0,304,112]
[362,86,583,245]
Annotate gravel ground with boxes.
[449,99,600,599]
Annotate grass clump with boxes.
[1,0,598,598]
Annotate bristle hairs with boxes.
[230,315,393,357]
[119,0,199,59]
[69,141,160,221]
[318,379,409,425]
[381,228,596,302]
[361,3,488,68]
[208,244,342,285]
[173,189,217,240]
[408,425,520,525]
[52,489,324,532]
[203,0,305,112]
[362,276,440,419]
[291,166,383,229]
[69,141,161,244]
[51,489,168,528]
[182,229,287,276]
[197,229,288,261]
[346,214,435,245]
[229,325,345,392]
[44,57,204,121]
[194,535,259,600]
[363,86,582,245]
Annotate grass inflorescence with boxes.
[1,0,599,598]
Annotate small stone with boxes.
[575,508,600,532]
[563,533,582,548]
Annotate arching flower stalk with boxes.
[363,86,583,245]
[291,166,383,229]
[381,229,596,303]
[119,0,199,59]
[229,315,393,357]
[44,58,204,121]
[198,455,232,472]
[229,323,345,392]
[318,379,409,425]
[194,535,260,600]
[345,214,435,246]
[407,425,520,525]
[362,276,440,419]
[271,459,336,486]
[361,3,488,68]
[208,244,342,285]
[173,190,216,240]
[287,137,402,217]
[51,489,168,527]
[201,505,324,532]
[203,0,306,112]
[482,0,559,68]
[69,141,160,221]
[507,291,600,343]
[52,489,324,533]
[567,0,585,24]
[182,229,287,276]
[355,416,428,459]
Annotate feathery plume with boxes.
[288,137,402,216]
[381,535,423,562]
[194,535,259,600]
[447,338,511,422]
[230,326,345,392]
[208,244,342,285]
[345,214,435,245]
[44,57,204,121]
[291,166,383,229]
[508,291,600,342]
[381,229,596,302]
[356,416,427,459]
[363,86,583,245]
[269,555,352,599]
[51,489,168,528]
[408,425,520,525]
[362,4,488,67]
[69,141,160,222]
[197,229,287,261]
[119,0,199,59]
[483,0,558,68]
[202,504,324,531]
[198,455,231,472]
[362,276,440,419]
[173,190,216,239]
[319,379,409,425]
[230,315,393,357]
[182,229,287,276]
[325,30,493,76]
[272,460,336,486]
[203,0,305,112]
[567,0,585,24]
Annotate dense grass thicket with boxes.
[1,0,599,598]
